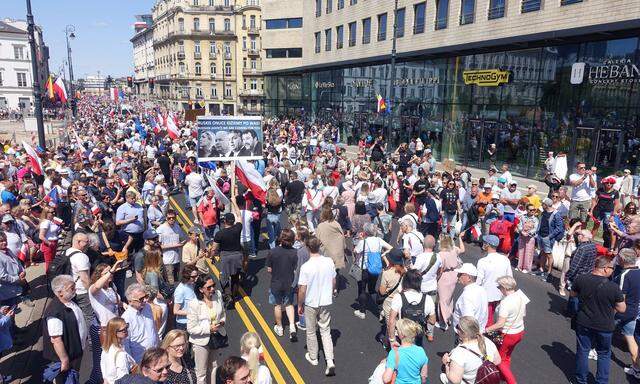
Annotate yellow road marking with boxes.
[173,211,287,384]
[169,197,306,384]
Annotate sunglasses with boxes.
[167,216,177,220]
[552,195,559,198]
[117,326,129,333]
[132,294,149,302]
[149,364,171,374]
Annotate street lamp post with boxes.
[386,0,399,151]
[25,0,45,149]
[65,25,77,117]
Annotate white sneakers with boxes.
[305,353,335,377]
[624,366,640,379]
[588,349,598,360]
[273,324,284,337]
[353,310,366,319]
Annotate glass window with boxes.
[338,0,344,9]
[315,32,321,53]
[13,46,24,60]
[178,18,184,32]
[414,3,426,34]
[194,18,200,31]
[349,22,356,46]
[266,19,287,29]
[362,17,371,44]
[488,0,505,19]
[224,18,231,31]
[225,62,232,75]
[336,25,344,49]
[521,0,541,12]
[17,73,27,87]
[316,0,322,17]
[325,28,332,51]
[195,62,202,75]
[396,8,405,38]
[561,0,582,4]
[378,13,387,41]
[326,0,332,13]
[210,63,217,74]
[209,18,215,32]
[460,0,475,24]
[435,0,448,30]
[266,48,302,58]
[288,18,303,28]
[350,0,357,4]
[194,41,201,53]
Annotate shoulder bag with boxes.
[348,239,365,281]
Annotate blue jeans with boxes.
[575,325,613,384]
[204,224,218,245]
[266,213,282,249]
[442,212,457,237]
[597,211,612,248]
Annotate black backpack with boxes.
[47,250,81,280]
[400,292,427,328]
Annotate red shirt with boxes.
[197,196,218,226]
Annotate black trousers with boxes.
[357,270,379,313]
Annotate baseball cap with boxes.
[1,214,14,223]
[602,176,616,184]
[454,263,478,277]
[483,235,500,248]
[386,248,405,266]
[143,229,159,240]
[483,184,492,189]
[491,193,500,199]
[497,177,507,184]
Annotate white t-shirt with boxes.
[354,237,387,266]
[185,172,206,198]
[39,219,60,241]
[569,173,592,201]
[145,144,157,160]
[298,256,336,308]
[156,223,185,265]
[496,290,529,334]
[412,252,441,293]
[322,186,340,201]
[390,290,435,319]
[101,345,136,384]
[68,248,91,295]
[89,286,120,326]
[402,231,424,259]
[449,337,499,384]
[476,252,513,302]
[5,231,22,256]
[46,300,88,349]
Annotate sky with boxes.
[4,0,156,79]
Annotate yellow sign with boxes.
[463,69,511,86]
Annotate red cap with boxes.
[602,176,616,184]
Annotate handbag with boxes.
[485,294,524,347]
[348,245,364,281]
[208,331,229,349]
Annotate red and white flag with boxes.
[166,112,180,140]
[235,160,266,204]
[53,76,67,103]
[21,141,43,175]
[110,87,120,103]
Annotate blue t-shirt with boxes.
[385,345,428,384]
[615,267,640,322]
[173,282,196,324]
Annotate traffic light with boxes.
[127,76,133,87]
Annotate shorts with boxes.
[269,288,294,306]
[188,194,203,209]
[537,236,553,253]
[616,318,637,337]
[569,200,591,222]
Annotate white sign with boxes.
[570,62,585,85]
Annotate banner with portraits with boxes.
[196,116,263,162]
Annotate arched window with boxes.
[224,63,231,76]
[178,18,184,32]
[210,63,217,75]
[224,18,231,31]
[195,62,202,75]
[193,18,200,31]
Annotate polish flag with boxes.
[21,141,43,176]
[166,112,180,140]
[53,76,67,103]
[235,160,266,204]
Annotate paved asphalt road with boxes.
[78,193,638,384]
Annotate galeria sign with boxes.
[462,69,511,86]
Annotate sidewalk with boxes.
[0,264,49,384]
[342,145,549,198]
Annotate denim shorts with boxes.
[537,236,553,253]
[616,318,637,337]
[269,288,294,306]
[189,194,202,209]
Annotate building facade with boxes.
[150,0,264,116]
[0,19,49,114]
[264,0,640,177]
[131,15,156,98]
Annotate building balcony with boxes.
[224,94,234,100]
[194,52,202,59]
[239,89,264,97]
[214,5,234,12]
[247,26,260,35]
[210,73,217,79]
[209,52,217,59]
[242,68,261,76]
[224,52,232,60]
[247,48,260,56]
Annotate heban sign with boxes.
[462,69,511,86]
[571,59,640,85]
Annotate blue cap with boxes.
[497,177,507,184]
[483,234,500,248]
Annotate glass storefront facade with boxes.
[265,36,640,177]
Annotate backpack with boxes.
[363,238,382,276]
[459,345,502,384]
[47,250,81,280]
[400,292,427,328]
[267,188,282,207]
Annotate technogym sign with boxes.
[571,59,640,85]
[462,69,511,86]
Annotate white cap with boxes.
[454,263,478,277]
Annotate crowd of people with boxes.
[0,96,639,384]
